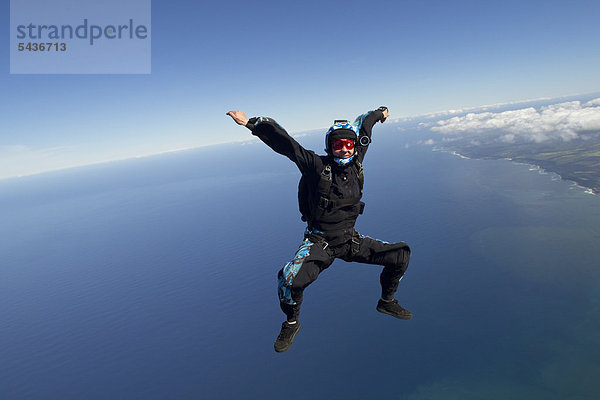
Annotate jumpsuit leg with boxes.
[277,238,334,322]
[343,233,411,301]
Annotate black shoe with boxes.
[376,299,412,320]
[274,321,301,353]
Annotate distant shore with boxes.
[436,147,598,195]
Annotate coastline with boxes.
[433,147,597,195]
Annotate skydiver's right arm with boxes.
[226,110,319,173]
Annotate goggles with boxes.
[331,138,355,151]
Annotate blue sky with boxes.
[1,0,599,178]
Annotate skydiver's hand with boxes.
[380,109,389,123]
[226,110,249,126]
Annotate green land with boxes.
[439,133,600,194]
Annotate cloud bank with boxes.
[430,98,600,143]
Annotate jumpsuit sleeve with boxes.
[355,109,384,163]
[247,117,320,175]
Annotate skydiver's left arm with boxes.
[355,107,388,162]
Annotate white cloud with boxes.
[430,98,600,143]
[394,96,555,123]
[585,98,600,106]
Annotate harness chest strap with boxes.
[302,159,365,225]
[316,161,364,211]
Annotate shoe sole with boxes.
[274,325,301,353]
[376,306,412,320]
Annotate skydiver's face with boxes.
[331,139,355,159]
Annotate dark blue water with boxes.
[1,128,599,399]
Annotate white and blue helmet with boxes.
[325,120,358,155]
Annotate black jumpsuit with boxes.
[248,110,411,322]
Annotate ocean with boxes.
[1,126,599,399]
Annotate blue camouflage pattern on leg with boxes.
[278,239,313,305]
[358,233,390,244]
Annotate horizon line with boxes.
[2,92,598,182]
